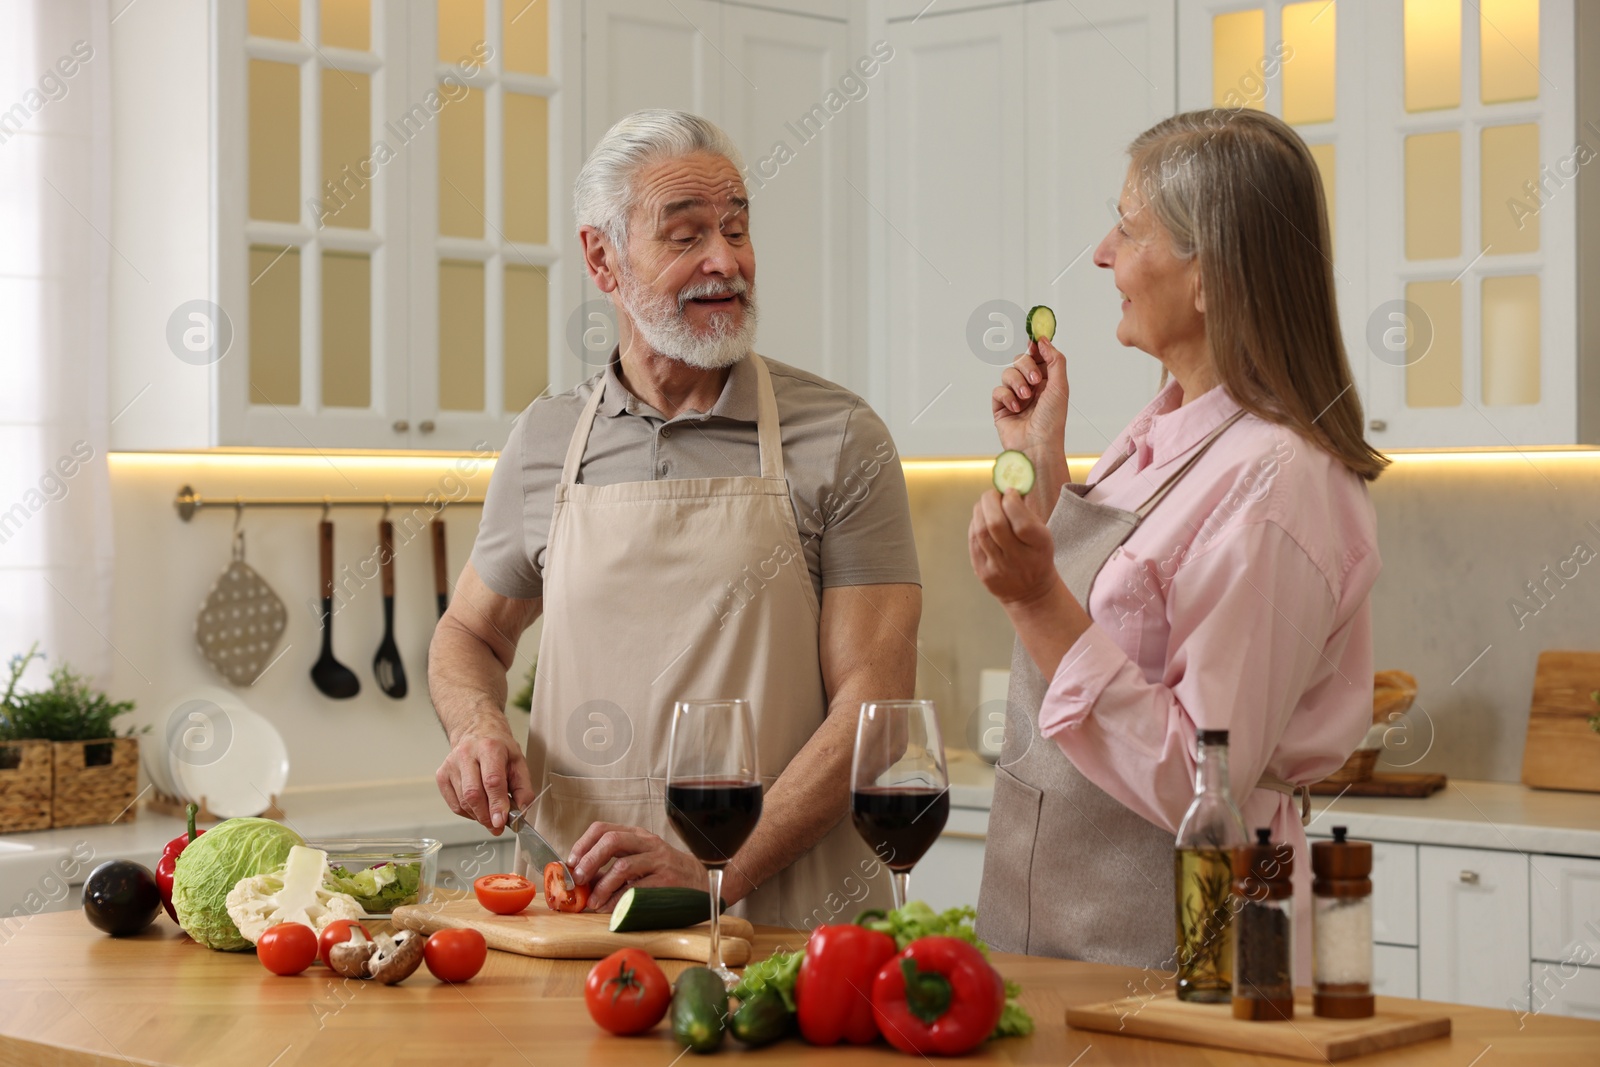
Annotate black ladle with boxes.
[310,518,360,699]
[373,518,407,699]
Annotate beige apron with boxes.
[976,411,1307,965]
[520,354,890,927]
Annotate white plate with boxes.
[168,688,290,817]
[141,721,178,799]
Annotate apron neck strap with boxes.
[1133,409,1247,519]
[559,354,785,486]
[748,354,784,481]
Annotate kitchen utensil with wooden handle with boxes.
[309,519,360,699]
[373,519,407,699]
[430,518,449,618]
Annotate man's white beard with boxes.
[617,266,758,371]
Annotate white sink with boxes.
[0,841,35,855]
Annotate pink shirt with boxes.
[1040,380,1380,975]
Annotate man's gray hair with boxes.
[573,109,745,249]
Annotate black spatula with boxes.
[373,518,407,699]
[430,518,449,618]
[310,519,360,699]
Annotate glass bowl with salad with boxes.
[304,838,442,917]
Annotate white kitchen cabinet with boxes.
[205,0,564,451]
[917,833,987,913]
[1528,962,1600,1023]
[1371,840,1418,947]
[717,5,855,388]
[1530,853,1600,964]
[1373,943,1419,1000]
[564,0,857,394]
[881,0,1175,456]
[1024,0,1173,456]
[1177,0,1598,449]
[1417,844,1530,1010]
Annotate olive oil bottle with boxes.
[1174,729,1248,1002]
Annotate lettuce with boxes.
[324,862,421,912]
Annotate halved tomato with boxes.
[544,862,590,913]
[474,873,538,915]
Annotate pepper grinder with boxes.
[1312,826,1376,1018]
[1232,828,1295,1021]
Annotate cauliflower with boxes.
[225,845,366,944]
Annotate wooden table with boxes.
[1,912,1596,1066]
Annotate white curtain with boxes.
[0,0,115,686]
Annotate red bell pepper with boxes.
[871,936,1005,1056]
[154,803,203,924]
[795,923,899,1045]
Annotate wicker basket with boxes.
[1318,671,1420,786]
[1319,746,1382,786]
[51,737,139,828]
[0,740,53,832]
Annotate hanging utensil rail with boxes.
[173,485,484,522]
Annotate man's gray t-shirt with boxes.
[470,354,921,601]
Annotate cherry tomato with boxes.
[474,873,538,916]
[544,862,591,914]
[423,929,488,983]
[257,922,318,976]
[585,948,671,1035]
[317,919,372,968]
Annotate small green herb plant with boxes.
[0,644,142,748]
[1588,690,1599,735]
[510,657,536,712]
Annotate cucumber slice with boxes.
[993,450,1036,495]
[1025,305,1056,343]
[608,887,722,932]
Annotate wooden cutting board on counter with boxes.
[1310,773,1447,797]
[389,898,755,963]
[1521,650,1600,793]
[1067,992,1451,1061]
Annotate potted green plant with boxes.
[0,647,53,832]
[0,646,144,828]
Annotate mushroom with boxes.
[367,929,425,985]
[328,927,377,979]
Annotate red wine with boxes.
[666,779,763,867]
[852,786,949,871]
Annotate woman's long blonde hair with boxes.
[1128,109,1388,482]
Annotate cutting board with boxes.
[1310,773,1447,797]
[1521,650,1600,793]
[389,898,755,964]
[1067,992,1451,1061]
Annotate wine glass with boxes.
[851,700,950,910]
[666,698,762,990]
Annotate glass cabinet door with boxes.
[218,0,559,449]
[413,0,556,452]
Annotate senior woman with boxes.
[969,109,1386,980]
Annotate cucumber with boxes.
[730,987,795,1048]
[671,966,728,1054]
[1025,304,1056,343]
[608,887,724,932]
[993,450,1036,495]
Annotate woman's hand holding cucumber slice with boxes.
[992,329,1071,519]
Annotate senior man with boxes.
[428,110,920,926]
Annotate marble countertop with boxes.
[1306,778,1600,856]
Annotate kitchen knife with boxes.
[507,806,575,890]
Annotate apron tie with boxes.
[1255,770,1312,827]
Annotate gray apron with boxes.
[976,410,1303,966]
